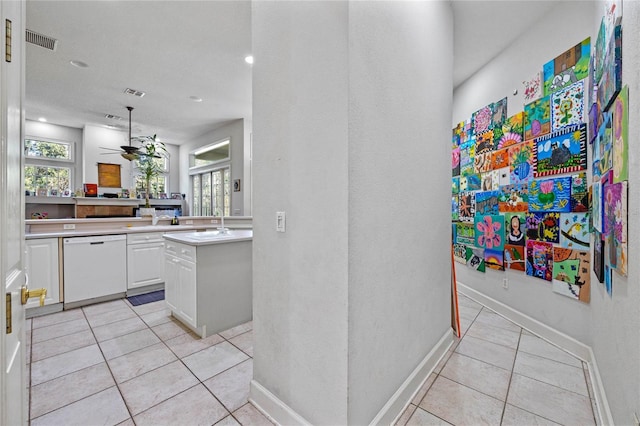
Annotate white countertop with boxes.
[163,230,253,246]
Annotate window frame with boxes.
[24,136,75,196]
[24,136,74,163]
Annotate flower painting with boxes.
[473,105,493,135]
[543,37,590,96]
[508,141,534,184]
[524,95,551,140]
[474,214,505,251]
[523,71,543,103]
[551,81,584,131]
[603,181,627,276]
[528,177,571,212]
[612,85,628,183]
[497,112,524,149]
[526,212,560,243]
[491,148,509,170]
[552,248,591,303]
[559,213,590,250]
[533,124,587,177]
[526,240,553,282]
[570,172,589,212]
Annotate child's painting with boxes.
[498,184,528,213]
[504,212,526,246]
[597,25,622,112]
[526,212,560,243]
[491,97,508,130]
[475,191,500,215]
[452,147,460,177]
[509,141,534,184]
[552,248,591,303]
[481,171,498,191]
[474,214,505,252]
[466,246,486,273]
[612,85,628,183]
[526,240,553,282]
[452,121,464,148]
[453,243,467,264]
[597,113,613,176]
[533,123,587,177]
[458,191,476,223]
[452,176,460,195]
[474,152,492,174]
[603,181,627,276]
[523,71,543,103]
[528,177,571,212]
[485,249,505,271]
[594,18,606,84]
[543,37,590,95]
[592,180,603,233]
[497,112,525,149]
[460,141,475,177]
[524,96,551,140]
[475,131,495,155]
[452,195,459,221]
[495,167,510,187]
[570,172,589,212]
[504,245,526,271]
[559,213,590,250]
[456,222,475,245]
[588,103,601,145]
[472,105,493,135]
[593,231,605,283]
[491,148,509,170]
[460,173,481,191]
[551,81,585,131]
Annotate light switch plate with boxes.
[63,224,75,230]
[185,220,193,225]
[276,211,286,232]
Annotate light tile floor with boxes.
[26,294,599,426]
[396,294,599,426]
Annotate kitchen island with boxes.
[163,230,252,337]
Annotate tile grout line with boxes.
[499,326,523,425]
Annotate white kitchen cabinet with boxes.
[164,241,197,329]
[25,238,61,308]
[127,232,165,290]
[164,253,178,312]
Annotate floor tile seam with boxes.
[515,348,586,373]
[436,371,509,403]
[499,327,522,425]
[227,340,253,358]
[28,380,119,421]
[516,346,584,368]
[87,314,141,330]
[509,371,592,399]
[452,346,515,371]
[30,316,83,330]
[30,356,105,388]
[93,322,157,345]
[501,402,564,425]
[168,335,232,361]
[413,406,454,426]
[443,350,513,374]
[83,307,136,324]
[31,325,92,345]
[199,372,243,414]
[464,330,520,350]
[30,339,97,364]
[110,351,180,386]
[182,353,250,384]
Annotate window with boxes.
[134,156,169,198]
[190,167,230,216]
[24,137,74,196]
[190,138,230,169]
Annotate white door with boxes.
[1,1,27,425]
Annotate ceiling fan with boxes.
[100,106,141,161]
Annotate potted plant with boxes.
[133,135,168,216]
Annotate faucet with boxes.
[217,214,228,234]
[151,212,159,226]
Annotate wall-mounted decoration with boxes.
[597,25,622,112]
[508,141,534,184]
[495,167,510,187]
[485,249,505,271]
[523,71,543,103]
[595,112,613,178]
[458,191,476,223]
[560,212,590,250]
[474,151,493,174]
[528,176,571,212]
[452,195,459,221]
[491,148,509,170]
[452,122,463,148]
[474,214,505,251]
[504,245,526,271]
[533,123,587,178]
[570,172,589,212]
[453,243,467,264]
[603,180,627,276]
[526,240,553,281]
[593,230,605,283]
[475,191,500,215]
[456,222,475,245]
[551,81,585,131]
[475,130,495,155]
[466,246,486,272]
[492,97,508,130]
[97,163,122,188]
[592,180,603,232]
[452,147,461,177]
[460,174,481,191]
[481,171,498,191]
[499,184,529,213]
[526,211,560,243]
[452,177,460,194]
[497,112,525,149]
[505,212,526,246]
[472,105,493,135]
[460,141,475,177]
[612,85,628,183]
[588,103,601,144]
[543,37,590,95]
[524,95,551,140]
[552,248,591,303]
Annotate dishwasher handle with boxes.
[90,241,104,245]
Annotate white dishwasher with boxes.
[63,234,127,304]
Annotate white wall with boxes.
[452,1,595,345]
[178,118,249,216]
[252,1,452,424]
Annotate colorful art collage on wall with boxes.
[450,22,629,303]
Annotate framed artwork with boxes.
[495,167,510,186]
[458,191,476,223]
[466,246,486,273]
[456,222,475,246]
[485,249,505,271]
[559,212,590,250]
[497,112,524,149]
[542,37,590,95]
[533,123,587,178]
[498,184,528,213]
[603,181,627,276]
[453,243,467,264]
[481,171,498,191]
[524,95,551,140]
[526,212,560,243]
[596,113,613,176]
[526,240,553,282]
[593,231,605,283]
[611,85,628,183]
[588,103,601,144]
[504,212,526,246]
[474,151,493,174]
[452,147,461,177]
[551,81,584,131]
[452,122,463,148]
[508,141,534,184]
[523,71,543,103]
[452,177,460,195]
[452,195,459,221]
[504,245,526,271]
[552,248,591,303]
[97,163,121,188]
[491,148,509,170]
[570,172,589,212]
[460,174,481,191]
[491,97,508,129]
[475,130,495,155]
[592,180,603,233]
[472,105,493,135]
[528,176,571,212]
[474,214,505,251]
[475,191,500,215]
[597,25,622,112]
[594,18,606,84]
[460,141,475,177]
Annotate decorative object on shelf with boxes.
[170,193,183,200]
[83,183,98,197]
[97,162,122,188]
[134,134,168,208]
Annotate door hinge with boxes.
[5,20,12,63]
[5,293,11,334]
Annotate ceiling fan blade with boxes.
[99,152,120,155]
[99,147,122,152]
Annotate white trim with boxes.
[375,329,454,426]
[249,380,312,426]
[457,282,613,426]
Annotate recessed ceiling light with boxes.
[244,55,254,65]
[37,117,47,122]
[69,60,89,68]
[189,96,203,102]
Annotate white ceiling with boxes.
[25,1,557,146]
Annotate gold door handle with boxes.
[21,286,47,307]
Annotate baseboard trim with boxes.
[457,282,613,426]
[249,379,312,426]
[374,328,454,425]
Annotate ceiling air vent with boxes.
[105,114,123,120]
[123,88,146,97]
[25,29,58,51]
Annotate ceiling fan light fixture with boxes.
[121,152,138,161]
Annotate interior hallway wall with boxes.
[252,1,452,424]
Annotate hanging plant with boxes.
[132,135,168,208]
